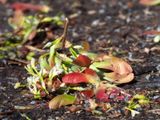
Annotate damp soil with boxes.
[0,0,160,119]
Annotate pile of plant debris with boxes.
[0,0,160,120]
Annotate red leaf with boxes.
[83,68,97,76]
[73,54,92,67]
[11,2,50,12]
[143,30,160,35]
[62,72,88,84]
[0,0,6,4]
[83,68,100,85]
[95,88,109,102]
[80,90,94,98]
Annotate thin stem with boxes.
[61,18,69,49]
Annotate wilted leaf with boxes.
[81,41,90,51]
[104,72,134,84]
[94,56,133,75]
[139,0,160,6]
[143,30,160,35]
[92,56,134,84]
[73,54,92,67]
[49,94,76,109]
[11,2,50,13]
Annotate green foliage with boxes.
[49,94,76,109]
[126,94,150,117]
[25,28,135,112]
[0,15,64,59]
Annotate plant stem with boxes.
[61,18,69,49]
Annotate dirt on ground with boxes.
[0,0,160,120]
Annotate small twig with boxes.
[61,18,69,49]
[25,45,46,53]
[7,58,29,65]
[0,110,15,116]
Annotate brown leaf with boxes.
[104,72,134,84]
[93,55,134,84]
[81,41,90,51]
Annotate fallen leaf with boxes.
[93,55,133,74]
[92,56,134,84]
[11,2,50,13]
[104,72,134,84]
[73,54,92,67]
[143,30,160,35]
[81,41,90,51]
[139,0,160,6]
[49,94,76,109]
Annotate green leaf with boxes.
[14,82,26,89]
[49,94,76,109]
[69,47,79,58]
[127,94,149,112]
[41,16,63,26]
[91,61,111,69]
[69,87,87,91]
[48,38,62,66]
[26,52,35,61]
[39,54,50,70]
[49,57,63,81]
[125,107,140,118]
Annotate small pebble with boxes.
[99,9,105,14]
[91,20,100,27]
[144,48,150,54]
[30,101,36,104]
[87,10,96,15]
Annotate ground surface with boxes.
[0,0,160,119]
